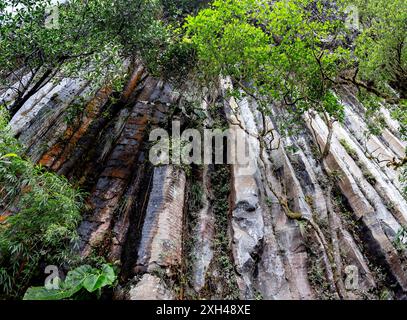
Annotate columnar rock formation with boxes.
[4,63,407,300]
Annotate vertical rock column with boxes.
[221,79,265,299]
[189,98,216,294]
[78,78,158,257]
[245,98,315,300]
[38,86,113,170]
[130,165,186,300]
[190,166,215,293]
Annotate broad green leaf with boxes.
[23,264,117,300]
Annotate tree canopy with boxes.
[0,0,167,115]
[185,0,405,117]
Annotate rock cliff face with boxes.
[4,62,407,300]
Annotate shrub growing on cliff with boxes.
[0,108,84,297]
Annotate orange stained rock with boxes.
[39,143,64,168]
[121,65,145,102]
[38,87,113,171]
[38,123,75,167]
[0,211,12,223]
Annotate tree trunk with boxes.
[322,118,334,159]
[8,68,54,118]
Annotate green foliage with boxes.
[350,0,407,99]
[185,0,351,119]
[0,107,84,297]
[345,0,406,154]
[322,91,345,122]
[23,264,116,300]
[210,164,239,299]
[392,225,407,252]
[0,0,168,111]
[188,182,203,213]
[161,0,209,22]
[339,138,359,161]
[402,162,407,199]
[391,101,407,140]
[158,26,197,82]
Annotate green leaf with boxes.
[0,153,19,160]
[23,283,83,301]
[23,264,117,300]
[82,274,100,292]
[101,264,116,283]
